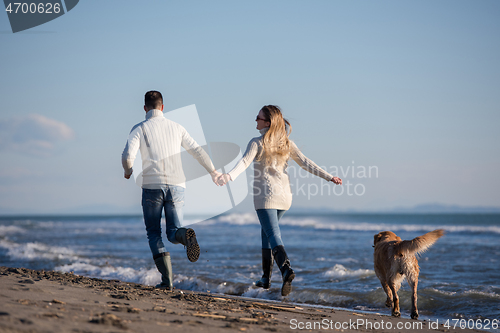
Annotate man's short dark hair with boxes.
[145,91,163,110]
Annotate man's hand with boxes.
[210,170,223,186]
[331,177,342,185]
[217,174,231,186]
[124,169,133,179]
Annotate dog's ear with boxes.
[374,233,383,246]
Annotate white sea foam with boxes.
[174,274,212,291]
[241,283,362,305]
[281,219,500,234]
[169,274,255,296]
[317,257,358,263]
[427,288,457,296]
[215,281,240,294]
[287,289,354,306]
[323,264,374,279]
[0,225,25,234]
[211,213,260,225]
[242,285,278,299]
[336,258,360,264]
[426,287,500,299]
[139,268,162,286]
[56,262,161,286]
[35,221,144,236]
[462,290,500,299]
[208,213,500,234]
[0,239,79,261]
[56,262,100,274]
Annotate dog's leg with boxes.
[389,283,400,317]
[407,274,419,319]
[381,281,393,308]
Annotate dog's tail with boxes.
[398,229,444,256]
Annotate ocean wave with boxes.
[241,285,276,299]
[174,274,228,293]
[463,290,500,299]
[281,219,500,234]
[0,225,25,234]
[323,264,374,279]
[208,213,500,234]
[35,221,144,236]
[55,263,256,293]
[425,287,500,299]
[56,262,161,286]
[173,274,277,297]
[171,273,370,306]
[0,239,79,261]
[206,213,259,225]
[287,289,358,307]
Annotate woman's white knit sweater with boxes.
[228,128,334,210]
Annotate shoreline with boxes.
[0,266,483,333]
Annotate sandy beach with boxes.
[0,266,484,333]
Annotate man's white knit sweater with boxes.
[122,109,215,188]
[228,128,334,210]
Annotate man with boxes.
[122,91,221,290]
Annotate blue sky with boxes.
[0,1,499,215]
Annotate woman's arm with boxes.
[290,141,341,183]
[224,138,260,182]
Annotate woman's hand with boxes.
[331,177,342,185]
[217,174,232,186]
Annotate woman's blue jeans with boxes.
[142,186,184,257]
[256,209,286,250]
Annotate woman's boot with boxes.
[154,252,173,290]
[272,245,295,296]
[175,228,200,262]
[255,248,273,289]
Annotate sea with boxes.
[1,213,499,324]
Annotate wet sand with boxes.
[0,266,481,333]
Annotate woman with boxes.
[218,105,342,296]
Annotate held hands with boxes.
[216,173,231,186]
[210,170,231,186]
[210,170,223,186]
[331,177,342,185]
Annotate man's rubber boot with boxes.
[255,248,273,289]
[154,252,173,290]
[175,228,200,262]
[272,245,295,296]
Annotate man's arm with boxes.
[180,128,221,184]
[122,125,141,179]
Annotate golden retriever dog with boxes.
[373,229,444,319]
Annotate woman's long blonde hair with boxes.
[258,105,292,166]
